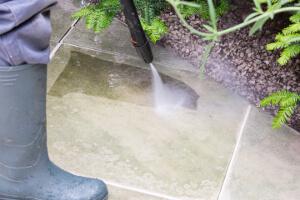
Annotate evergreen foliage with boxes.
[74,0,300,129]
[267,13,300,65]
[261,91,300,128]
[72,0,120,32]
[179,0,230,20]
[73,0,168,43]
[74,0,229,43]
[134,0,168,23]
[141,17,168,43]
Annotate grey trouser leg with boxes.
[0,0,56,65]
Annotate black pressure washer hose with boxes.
[120,0,154,64]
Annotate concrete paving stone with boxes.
[47,44,71,92]
[51,0,81,42]
[64,19,196,72]
[108,186,165,200]
[47,44,249,200]
[50,41,57,52]
[219,107,300,200]
[48,7,300,200]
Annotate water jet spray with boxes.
[120,1,190,112]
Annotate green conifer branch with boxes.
[261,91,300,128]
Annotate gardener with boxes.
[0,0,108,199]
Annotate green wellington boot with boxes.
[0,64,108,200]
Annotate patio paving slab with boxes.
[49,8,300,199]
[47,45,249,200]
[108,186,164,200]
[64,19,196,72]
[51,0,80,42]
[219,107,300,200]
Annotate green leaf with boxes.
[203,24,215,32]
[207,0,217,30]
[179,4,200,18]
[277,44,300,65]
[199,41,215,76]
[267,0,272,8]
[266,41,288,50]
[283,23,300,34]
[253,0,263,13]
[249,17,269,35]
[261,90,300,128]
[72,0,121,33]
[179,1,201,8]
[244,12,260,22]
[290,13,300,23]
[141,17,168,43]
[272,105,297,128]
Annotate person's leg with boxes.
[0,64,108,200]
[0,0,55,66]
[0,1,108,199]
[0,0,56,35]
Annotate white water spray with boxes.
[150,63,185,114]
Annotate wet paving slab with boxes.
[63,19,197,72]
[49,51,199,109]
[49,7,300,200]
[47,44,249,200]
[108,186,164,200]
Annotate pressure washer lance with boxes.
[120,0,154,64]
[81,0,153,64]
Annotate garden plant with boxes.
[75,0,300,129]
[165,0,300,128]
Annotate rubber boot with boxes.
[0,64,108,200]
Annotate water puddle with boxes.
[49,51,199,109]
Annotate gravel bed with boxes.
[160,3,300,131]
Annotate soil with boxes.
[159,2,300,131]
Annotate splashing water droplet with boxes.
[150,63,186,114]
